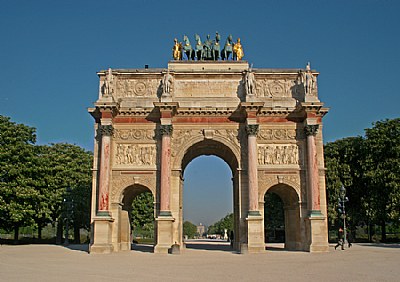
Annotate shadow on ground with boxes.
[131,243,154,253]
[357,243,400,249]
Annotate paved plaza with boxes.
[0,241,399,281]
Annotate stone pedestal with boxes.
[154,216,174,254]
[246,215,265,253]
[305,215,329,252]
[90,216,114,254]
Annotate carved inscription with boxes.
[258,129,296,140]
[115,144,157,166]
[113,129,154,141]
[258,144,299,165]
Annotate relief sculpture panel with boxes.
[258,144,299,165]
[174,79,241,97]
[255,79,302,100]
[114,144,157,166]
[115,79,160,98]
[113,129,155,141]
[258,129,297,140]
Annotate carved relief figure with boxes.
[258,144,299,165]
[115,144,156,166]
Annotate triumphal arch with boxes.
[88,41,329,254]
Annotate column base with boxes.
[90,216,114,254]
[246,214,265,253]
[305,213,329,252]
[154,215,175,254]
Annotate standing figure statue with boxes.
[212,31,221,60]
[233,38,244,61]
[182,35,193,60]
[194,34,204,60]
[162,71,173,95]
[103,68,113,96]
[245,69,256,96]
[203,34,213,60]
[221,34,233,60]
[299,62,316,95]
[172,38,182,60]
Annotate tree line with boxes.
[0,115,92,243]
[324,118,400,241]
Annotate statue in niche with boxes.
[103,68,113,96]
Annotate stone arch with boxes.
[258,174,301,204]
[111,175,156,204]
[172,134,241,172]
[263,183,302,250]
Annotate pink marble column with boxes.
[305,124,321,214]
[98,124,113,215]
[160,124,173,216]
[247,124,260,216]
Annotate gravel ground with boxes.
[1,241,399,281]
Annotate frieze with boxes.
[255,79,301,99]
[115,79,160,98]
[173,79,241,97]
[113,129,155,141]
[258,129,297,140]
[115,144,157,166]
[258,144,299,165]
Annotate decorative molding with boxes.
[258,129,297,140]
[113,129,155,141]
[116,79,160,98]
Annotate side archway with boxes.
[262,183,302,251]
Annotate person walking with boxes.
[335,227,344,250]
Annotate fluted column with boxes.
[304,124,321,214]
[98,124,113,215]
[160,124,173,216]
[246,124,260,216]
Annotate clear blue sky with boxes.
[1,1,399,226]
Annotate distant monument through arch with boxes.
[88,42,329,254]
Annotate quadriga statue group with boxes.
[172,32,244,61]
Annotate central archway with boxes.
[177,139,241,251]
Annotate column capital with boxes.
[304,124,319,136]
[100,124,114,137]
[160,124,173,136]
[246,124,259,136]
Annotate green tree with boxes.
[183,221,197,239]
[264,192,284,230]
[37,143,93,243]
[364,118,400,242]
[208,213,233,236]
[0,115,37,241]
[131,192,154,237]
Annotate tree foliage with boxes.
[264,192,284,230]
[0,115,93,242]
[131,192,154,231]
[183,221,197,239]
[208,213,233,235]
[324,118,400,241]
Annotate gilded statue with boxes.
[233,38,244,61]
[172,38,182,60]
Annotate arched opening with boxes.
[264,184,301,251]
[180,139,239,252]
[121,184,155,252]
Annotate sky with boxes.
[1,0,399,226]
